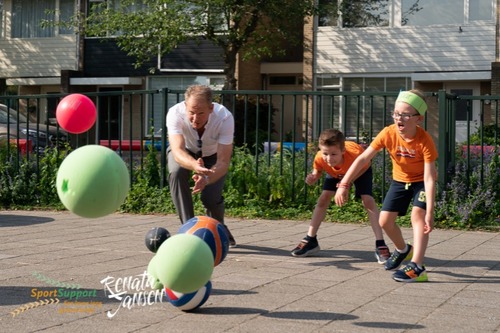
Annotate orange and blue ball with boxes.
[178,216,229,267]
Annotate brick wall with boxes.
[236,57,262,90]
[491,62,500,96]
[302,16,314,90]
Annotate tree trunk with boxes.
[224,46,239,90]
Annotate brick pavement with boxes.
[0,210,499,333]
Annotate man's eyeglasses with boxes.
[391,112,420,121]
[196,139,202,159]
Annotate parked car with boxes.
[0,104,68,153]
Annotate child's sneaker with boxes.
[291,237,320,257]
[375,245,391,264]
[392,262,428,282]
[384,244,413,270]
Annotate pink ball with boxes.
[56,94,96,134]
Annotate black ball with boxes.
[145,227,171,253]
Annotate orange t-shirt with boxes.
[370,124,438,182]
[313,141,369,179]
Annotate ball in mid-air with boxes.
[152,233,214,294]
[56,94,97,134]
[56,145,130,218]
[146,258,163,290]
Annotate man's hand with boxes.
[192,158,214,176]
[192,173,209,194]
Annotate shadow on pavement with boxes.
[355,322,425,329]
[262,310,358,321]
[197,306,359,322]
[230,244,291,257]
[0,214,54,227]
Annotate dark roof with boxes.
[83,38,224,77]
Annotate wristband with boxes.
[336,182,351,189]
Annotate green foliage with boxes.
[468,124,500,145]
[0,145,37,207]
[435,147,500,229]
[9,159,38,207]
[38,147,68,207]
[0,141,498,231]
[229,96,278,153]
[226,146,317,209]
[121,146,174,214]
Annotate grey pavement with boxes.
[0,210,499,333]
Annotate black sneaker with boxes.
[223,225,237,248]
[291,237,320,257]
[384,244,413,270]
[392,262,428,282]
[375,245,391,264]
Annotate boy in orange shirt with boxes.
[291,129,390,263]
[335,89,438,282]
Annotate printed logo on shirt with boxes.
[396,146,416,158]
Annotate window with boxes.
[11,0,75,38]
[469,0,494,21]
[319,0,390,27]
[451,89,473,121]
[320,1,494,27]
[402,0,463,26]
[316,76,410,138]
[269,76,297,85]
[402,0,494,25]
[59,0,75,35]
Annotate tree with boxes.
[82,0,317,90]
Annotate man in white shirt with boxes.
[166,84,236,246]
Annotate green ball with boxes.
[147,257,163,290]
[56,145,130,218]
[154,234,214,294]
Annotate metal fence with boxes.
[1,89,498,200]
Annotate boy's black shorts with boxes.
[381,180,426,216]
[323,166,373,198]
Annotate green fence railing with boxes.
[1,89,499,203]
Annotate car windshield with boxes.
[0,104,29,124]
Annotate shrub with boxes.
[435,147,500,228]
[226,95,278,153]
[468,124,500,145]
[0,140,498,230]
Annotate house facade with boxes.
[305,0,499,142]
[0,0,300,141]
[1,0,498,144]
[0,0,79,124]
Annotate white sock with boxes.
[397,244,408,253]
